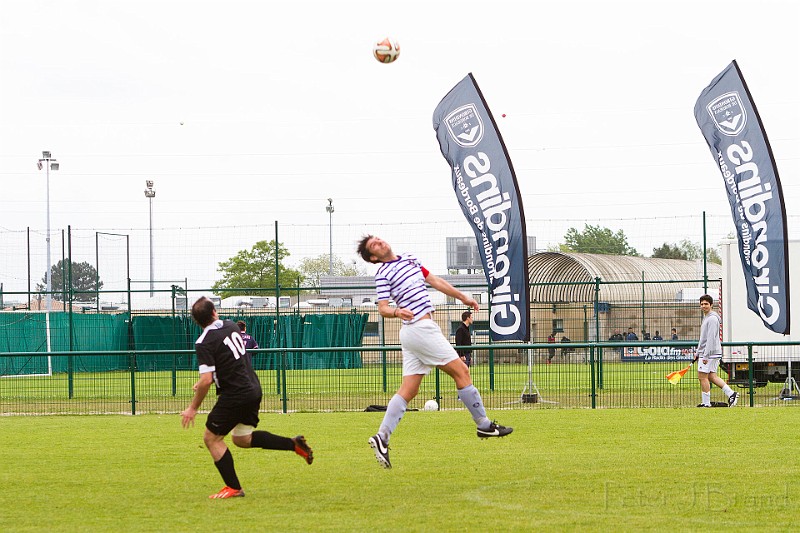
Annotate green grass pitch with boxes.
[1,408,799,531]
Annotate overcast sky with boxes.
[1,0,798,294]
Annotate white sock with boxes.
[458,384,491,429]
[378,394,407,442]
[701,391,711,406]
[722,385,734,397]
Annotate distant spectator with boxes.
[609,329,624,356]
[560,335,574,357]
[643,331,651,341]
[624,328,639,359]
[671,328,679,341]
[547,332,557,363]
[455,311,473,367]
[236,320,259,356]
[652,330,663,341]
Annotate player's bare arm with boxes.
[378,300,413,320]
[181,372,213,428]
[425,273,479,311]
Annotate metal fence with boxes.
[2,340,799,416]
[4,270,800,415]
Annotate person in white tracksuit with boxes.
[696,294,739,408]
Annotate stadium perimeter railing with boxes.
[2,340,799,416]
[3,274,799,415]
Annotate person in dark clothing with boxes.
[236,320,259,355]
[608,330,624,342]
[609,329,624,356]
[454,310,473,367]
[560,335,574,357]
[181,297,313,499]
[547,332,557,363]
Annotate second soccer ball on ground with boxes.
[423,399,438,411]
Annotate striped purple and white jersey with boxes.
[375,252,435,324]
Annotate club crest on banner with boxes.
[706,91,747,136]
[444,104,484,147]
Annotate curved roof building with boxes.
[527,252,722,303]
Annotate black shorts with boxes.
[205,396,261,436]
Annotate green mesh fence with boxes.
[300,314,366,369]
[0,313,48,374]
[3,298,799,415]
[0,313,130,374]
[131,315,195,371]
[0,312,368,375]
[2,341,799,416]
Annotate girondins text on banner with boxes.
[694,60,791,335]
[433,74,530,341]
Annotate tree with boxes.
[211,240,304,298]
[706,248,722,265]
[298,254,366,289]
[678,239,722,264]
[561,224,639,256]
[651,243,687,260]
[651,239,721,264]
[36,259,103,301]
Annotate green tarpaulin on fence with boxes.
[0,313,48,375]
[0,312,368,375]
[301,313,366,369]
[132,315,197,371]
[0,313,129,374]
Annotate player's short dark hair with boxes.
[191,297,216,328]
[699,294,714,305]
[236,320,246,331]
[462,310,472,321]
[357,235,377,263]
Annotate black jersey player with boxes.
[181,297,313,499]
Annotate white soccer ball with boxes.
[373,37,400,64]
[423,399,439,411]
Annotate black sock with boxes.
[214,448,241,490]
[250,430,294,451]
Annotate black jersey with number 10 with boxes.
[195,319,262,403]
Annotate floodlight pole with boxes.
[37,151,58,366]
[144,180,156,296]
[326,198,334,275]
[37,151,59,313]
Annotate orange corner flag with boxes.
[666,364,692,384]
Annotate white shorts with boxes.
[697,357,721,374]
[399,319,459,376]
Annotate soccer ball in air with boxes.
[423,399,439,411]
[373,37,400,63]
